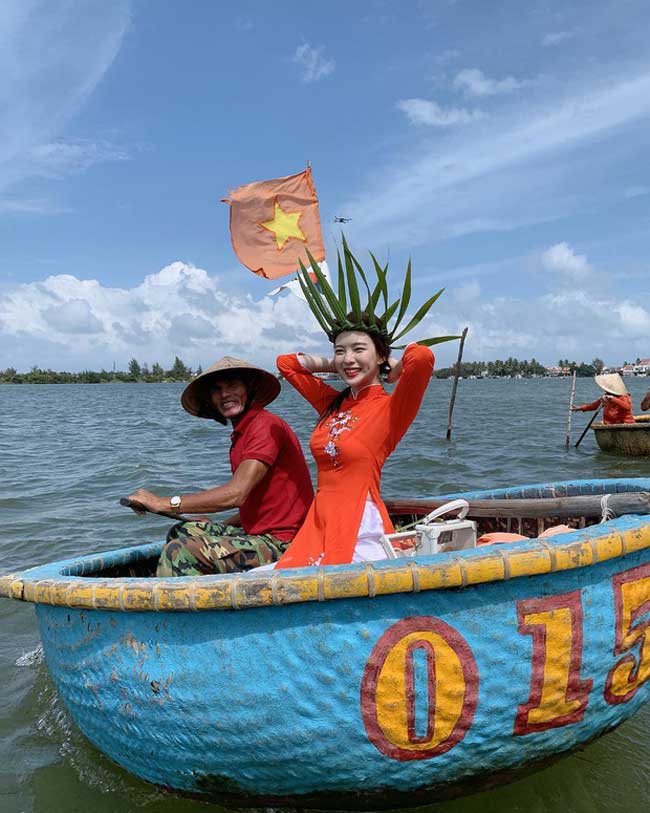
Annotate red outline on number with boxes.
[360,616,479,761]
[513,590,592,735]
[605,562,650,705]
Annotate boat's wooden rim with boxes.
[1,515,649,612]
[4,478,650,613]
[594,416,650,431]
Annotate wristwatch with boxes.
[170,495,182,512]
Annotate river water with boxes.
[2,377,650,813]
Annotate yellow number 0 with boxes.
[361,617,478,761]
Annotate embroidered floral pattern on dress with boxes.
[324,410,358,466]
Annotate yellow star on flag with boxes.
[260,200,307,250]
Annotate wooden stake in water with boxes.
[446,326,468,440]
[566,370,577,448]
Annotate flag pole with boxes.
[446,326,468,441]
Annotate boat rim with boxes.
[4,477,650,612]
[1,514,649,612]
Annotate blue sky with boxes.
[1,0,649,371]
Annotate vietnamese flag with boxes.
[222,167,326,280]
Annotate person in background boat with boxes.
[127,357,313,576]
[642,389,650,412]
[571,373,635,425]
[274,319,434,568]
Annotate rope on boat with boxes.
[600,494,615,523]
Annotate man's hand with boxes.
[127,489,169,515]
[642,390,650,412]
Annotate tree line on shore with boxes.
[0,357,200,384]
[0,355,608,384]
[434,357,605,379]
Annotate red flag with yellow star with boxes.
[222,167,326,280]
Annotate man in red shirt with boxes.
[572,373,635,425]
[127,357,313,575]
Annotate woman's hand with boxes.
[127,489,169,515]
[385,357,402,384]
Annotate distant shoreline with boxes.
[5,376,648,385]
[0,379,191,385]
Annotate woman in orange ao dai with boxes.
[275,324,434,568]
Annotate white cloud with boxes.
[397,98,485,127]
[415,282,650,367]
[26,139,131,180]
[542,30,576,47]
[42,300,103,334]
[541,242,592,279]
[453,68,524,97]
[346,67,650,248]
[623,185,649,199]
[0,262,327,372]
[0,0,131,205]
[0,198,72,214]
[434,48,460,65]
[617,302,650,336]
[2,256,649,371]
[292,43,335,83]
[454,280,481,301]
[233,17,253,31]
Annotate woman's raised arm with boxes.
[277,353,339,414]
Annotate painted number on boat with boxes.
[513,590,592,734]
[360,617,478,761]
[605,562,650,705]
[361,563,650,760]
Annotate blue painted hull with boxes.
[8,478,650,806]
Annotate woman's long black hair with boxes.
[317,316,391,425]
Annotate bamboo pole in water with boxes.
[566,370,577,448]
[446,326,468,440]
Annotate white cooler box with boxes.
[380,499,476,559]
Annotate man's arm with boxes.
[642,390,650,412]
[127,459,269,516]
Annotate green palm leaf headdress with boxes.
[297,236,460,350]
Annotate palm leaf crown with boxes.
[297,235,460,350]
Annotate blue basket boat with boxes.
[3,477,650,809]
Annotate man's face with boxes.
[209,377,248,420]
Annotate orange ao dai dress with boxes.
[275,344,434,568]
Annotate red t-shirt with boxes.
[230,405,313,540]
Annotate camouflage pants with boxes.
[156,520,289,577]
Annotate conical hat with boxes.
[594,373,627,397]
[181,356,280,424]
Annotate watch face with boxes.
[170,496,181,508]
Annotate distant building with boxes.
[545,366,571,377]
[622,364,636,376]
[633,358,650,375]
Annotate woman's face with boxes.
[333,331,385,393]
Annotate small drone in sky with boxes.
[334,216,352,223]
